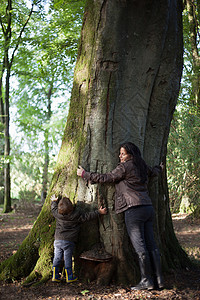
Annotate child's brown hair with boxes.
[58,197,74,215]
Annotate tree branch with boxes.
[10,3,35,67]
[0,16,6,36]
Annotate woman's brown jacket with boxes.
[82,159,161,214]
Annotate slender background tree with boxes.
[167,0,200,216]
[0,0,43,212]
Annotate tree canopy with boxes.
[0,0,85,205]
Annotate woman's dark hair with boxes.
[120,142,147,183]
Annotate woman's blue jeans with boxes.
[125,205,158,254]
[53,240,75,269]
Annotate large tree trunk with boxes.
[0,0,192,284]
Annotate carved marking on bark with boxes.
[97,0,108,32]
[105,72,112,144]
[113,90,148,148]
[81,124,91,169]
[96,60,118,72]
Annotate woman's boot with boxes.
[150,249,164,289]
[131,252,154,290]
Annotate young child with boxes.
[51,194,107,283]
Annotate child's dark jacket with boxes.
[51,201,99,243]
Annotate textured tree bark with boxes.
[68,0,191,281]
[0,0,192,284]
[41,86,53,203]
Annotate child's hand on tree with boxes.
[51,194,58,202]
[99,206,107,215]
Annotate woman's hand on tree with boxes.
[160,162,165,171]
[77,166,85,177]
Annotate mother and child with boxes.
[51,141,164,290]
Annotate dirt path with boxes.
[172,213,200,261]
[0,204,41,263]
[0,206,199,299]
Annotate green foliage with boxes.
[10,147,56,200]
[7,0,86,201]
[18,190,38,202]
[167,0,200,214]
[167,106,200,213]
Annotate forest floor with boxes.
[0,203,199,300]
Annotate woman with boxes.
[77,142,164,290]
